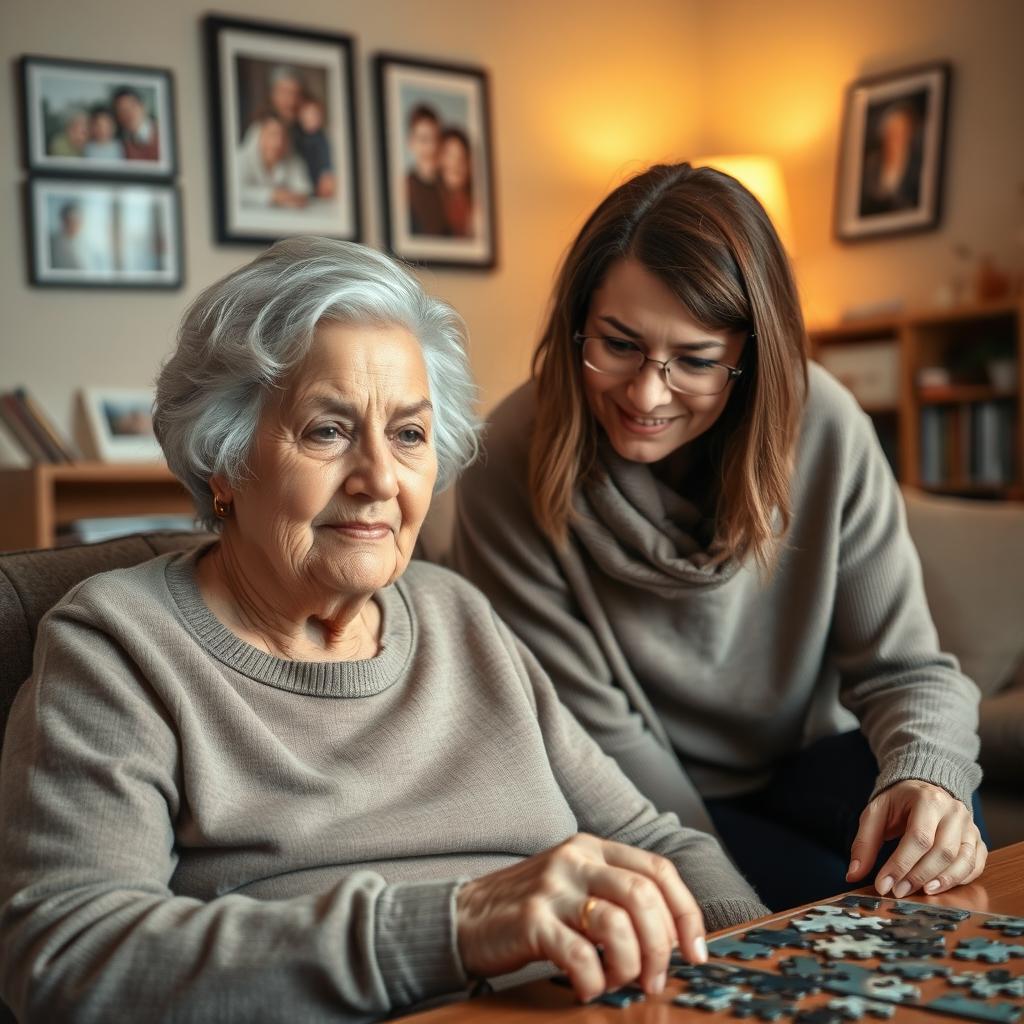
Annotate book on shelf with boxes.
[0,388,76,463]
[58,515,200,546]
[919,400,1016,487]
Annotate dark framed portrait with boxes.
[204,15,361,245]
[27,177,183,289]
[835,63,951,242]
[20,55,177,179]
[375,54,497,269]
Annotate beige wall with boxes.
[0,0,704,464]
[699,0,1024,326]
[2,0,1022,466]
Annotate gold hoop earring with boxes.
[213,496,232,519]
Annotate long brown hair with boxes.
[529,162,808,568]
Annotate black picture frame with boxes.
[375,53,497,270]
[834,62,952,242]
[20,55,178,180]
[26,177,184,290]
[204,14,362,245]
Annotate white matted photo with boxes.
[29,178,182,288]
[376,55,497,269]
[78,388,163,462]
[21,55,176,179]
[205,15,361,244]
[835,63,951,242]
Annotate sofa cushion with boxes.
[903,489,1024,697]
[0,531,211,747]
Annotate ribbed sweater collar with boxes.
[573,441,739,596]
[164,545,413,698]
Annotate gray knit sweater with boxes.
[449,365,982,837]
[0,549,765,1023]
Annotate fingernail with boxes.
[694,937,708,963]
[877,875,894,895]
[893,880,911,898]
[924,879,941,894]
[846,859,860,879]
[653,972,667,994]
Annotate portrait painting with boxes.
[205,15,361,244]
[835,63,951,241]
[28,178,182,289]
[21,56,177,179]
[376,55,497,269]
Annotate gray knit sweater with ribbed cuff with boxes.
[0,549,765,1022]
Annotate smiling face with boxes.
[219,322,437,602]
[581,258,747,465]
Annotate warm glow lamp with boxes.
[691,154,795,255]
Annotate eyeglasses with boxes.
[573,332,745,397]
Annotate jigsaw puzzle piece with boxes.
[812,934,895,960]
[954,938,1024,964]
[877,960,950,979]
[821,963,920,1003]
[780,956,833,979]
[948,969,1024,998]
[792,907,869,934]
[731,995,798,1020]
[891,901,970,928]
[674,984,751,1012]
[838,897,883,912]
[923,995,1022,1023]
[745,927,814,950]
[827,995,896,1020]
[793,1009,847,1024]
[984,916,1024,939]
[710,936,779,960]
[596,984,646,1008]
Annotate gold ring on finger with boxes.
[580,896,599,934]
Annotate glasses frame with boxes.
[573,331,746,397]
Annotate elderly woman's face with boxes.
[227,323,437,596]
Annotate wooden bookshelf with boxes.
[0,462,193,551]
[809,299,1024,500]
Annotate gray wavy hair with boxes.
[154,236,480,531]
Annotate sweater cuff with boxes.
[375,880,468,1008]
[702,898,772,933]
[871,745,983,808]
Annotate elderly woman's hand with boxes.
[455,833,707,1002]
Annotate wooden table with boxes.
[401,842,1024,1023]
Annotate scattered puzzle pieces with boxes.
[596,984,645,1008]
[827,995,896,1019]
[812,934,896,961]
[744,927,814,950]
[820,963,920,1004]
[949,969,1024,998]
[891,902,970,927]
[954,938,1024,964]
[924,995,1023,1024]
[730,995,798,1021]
[792,907,876,934]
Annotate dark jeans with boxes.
[704,730,990,911]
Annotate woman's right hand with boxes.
[454,833,707,1002]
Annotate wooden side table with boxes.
[0,462,192,551]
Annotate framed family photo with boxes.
[834,62,951,242]
[27,178,183,288]
[20,55,177,179]
[205,15,361,245]
[376,55,497,269]
[77,387,162,462]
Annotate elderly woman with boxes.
[0,238,766,1023]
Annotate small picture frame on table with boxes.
[376,54,497,269]
[78,388,163,462]
[20,55,177,179]
[834,62,951,242]
[28,178,183,289]
[204,14,362,245]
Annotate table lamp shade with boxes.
[691,154,795,255]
